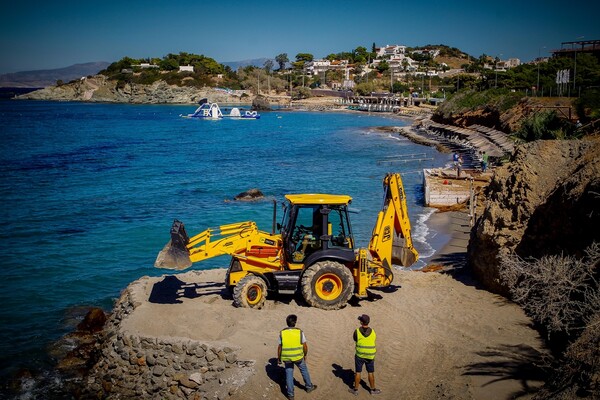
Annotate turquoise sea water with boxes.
[0,100,450,384]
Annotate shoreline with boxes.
[18,104,480,398]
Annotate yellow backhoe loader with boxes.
[155,173,418,310]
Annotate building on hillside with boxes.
[304,59,330,76]
[371,55,418,73]
[411,48,441,58]
[375,45,407,58]
[496,58,521,70]
[530,57,550,65]
[304,59,350,76]
[179,65,194,73]
[483,58,521,71]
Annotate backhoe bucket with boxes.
[154,220,193,270]
[392,236,418,267]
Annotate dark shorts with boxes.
[355,355,375,373]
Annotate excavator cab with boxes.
[280,194,356,269]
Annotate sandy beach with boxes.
[120,211,547,400]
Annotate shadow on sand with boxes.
[148,275,227,304]
[463,344,550,399]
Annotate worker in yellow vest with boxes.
[278,314,317,400]
[349,314,382,395]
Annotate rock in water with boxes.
[252,95,271,111]
[77,307,107,333]
[234,188,264,201]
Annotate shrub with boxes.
[515,110,577,141]
[435,88,521,120]
[498,242,599,343]
[575,88,600,123]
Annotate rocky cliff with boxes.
[468,139,600,295]
[16,75,253,104]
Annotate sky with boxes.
[1,0,599,74]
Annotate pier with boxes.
[339,94,431,113]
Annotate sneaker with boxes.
[306,384,317,393]
[370,388,382,395]
[287,395,294,400]
[348,388,359,396]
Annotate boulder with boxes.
[233,188,265,201]
[77,307,107,333]
[252,95,271,111]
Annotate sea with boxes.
[0,100,452,394]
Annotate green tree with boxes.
[575,88,600,122]
[263,59,274,74]
[376,60,390,73]
[275,53,289,70]
[516,110,575,141]
[355,82,376,96]
[160,58,179,71]
[295,53,314,63]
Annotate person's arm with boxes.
[277,332,282,363]
[302,331,308,357]
[277,344,282,363]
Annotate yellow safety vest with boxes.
[355,328,377,360]
[280,328,304,362]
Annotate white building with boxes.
[304,59,331,76]
[179,65,194,73]
[375,45,407,58]
[411,48,441,58]
[304,59,350,76]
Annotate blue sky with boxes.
[1,0,598,74]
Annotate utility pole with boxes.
[495,54,502,89]
[537,46,545,96]
[574,36,584,93]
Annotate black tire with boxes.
[301,261,354,310]
[233,274,267,309]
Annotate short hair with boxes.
[286,314,297,327]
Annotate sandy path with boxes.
[123,267,546,399]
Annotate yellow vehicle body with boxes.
[155,173,418,310]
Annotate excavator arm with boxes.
[368,173,418,268]
[154,219,281,270]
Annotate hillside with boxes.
[0,62,109,88]
[16,75,253,104]
[435,55,469,69]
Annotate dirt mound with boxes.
[468,138,600,295]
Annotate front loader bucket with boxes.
[392,236,418,267]
[154,220,192,270]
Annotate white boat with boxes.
[182,98,260,120]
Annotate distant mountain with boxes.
[221,58,274,70]
[0,61,110,88]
